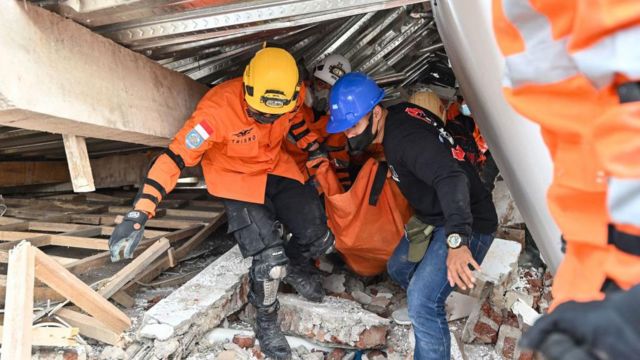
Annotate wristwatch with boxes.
[446,233,469,249]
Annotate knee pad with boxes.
[250,246,289,307]
[252,246,289,282]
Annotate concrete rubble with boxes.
[242,294,391,349]
[132,245,252,359]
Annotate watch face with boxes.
[447,234,462,248]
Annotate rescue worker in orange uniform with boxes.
[492,1,640,358]
[108,47,335,360]
[285,54,352,189]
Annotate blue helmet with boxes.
[326,72,384,134]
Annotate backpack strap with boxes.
[369,161,389,206]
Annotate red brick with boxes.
[518,350,534,360]
[503,311,520,328]
[328,348,346,360]
[233,334,256,348]
[356,326,388,349]
[480,301,503,325]
[502,336,517,358]
[473,320,499,344]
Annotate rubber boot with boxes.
[255,302,291,360]
[283,260,325,302]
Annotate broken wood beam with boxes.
[64,224,203,274]
[98,238,170,299]
[0,326,79,347]
[33,246,131,334]
[62,134,95,193]
[1,241,36,360]
[127,214,225,292]
[55,308,120,346]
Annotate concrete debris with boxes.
[495,325,534,360]
[317,256,334,273]
[446,292,479,321]
[344,275,366,293]
[135,245,251,358]
[462,290,504,344]
[243,294,391,349]
[352,290,373,305]
[322,273,346,294]
[366,296,391,315]
[493,180,525,228]
[138,323,174,341]
[99,345,126,360]
[476,238,522,286]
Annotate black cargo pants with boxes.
[223,174,329,264]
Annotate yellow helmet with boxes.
[243,47,300,114]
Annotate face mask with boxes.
[246,107,281,124]
[347,113,377,154]
[460,103,471,116]
[313,88,330,113]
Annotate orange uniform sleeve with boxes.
[134,96,220,217]
[288,109,320,150]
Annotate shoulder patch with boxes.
[185,121,213,149]
[404,107,433,125]
[451,145,466,161]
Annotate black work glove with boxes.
[520,285,640,360]
[108,210,148,262]
[307,142,328,162]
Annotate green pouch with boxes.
[406,215,435,263]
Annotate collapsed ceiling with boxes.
[32,0,456,92]
[7,0,456,162]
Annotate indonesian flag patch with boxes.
[185,121,213,149]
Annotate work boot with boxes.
[283,261,325,302]
[255,303,291,360]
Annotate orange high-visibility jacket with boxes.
[493,0,640,304]
[134,77,318,215]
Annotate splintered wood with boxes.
[0,190,227,349]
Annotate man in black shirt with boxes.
[326,73,498,360]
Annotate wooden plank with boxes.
[126,214,226,292]
[98,238,170,299]
[47,235,109,250]
[0,221,30,231]
[33,247,131,334]
[0,275,66,305]
[0,326,78,347]
[175,213,226,259]
[112,291,135,308]
[0,231,108,250]
[109,206,217,220]
[64,224,203,274]
[1,242,35,360]
[0,161,70,187]
[55,308,120,345]
[0,217,25,226]
[63,135,95,193]
[99,226,168,238]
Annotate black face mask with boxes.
[347,113,377,154]
[246,107,281,124]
